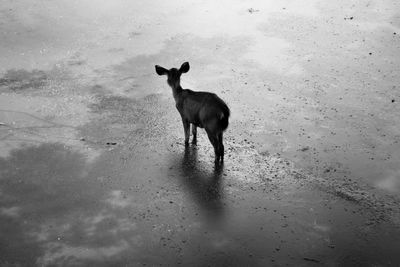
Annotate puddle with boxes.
[253,121,400,195]
[0,0,322,75]
[1,92,400,266]
[376,169,400,193]
[244,36,305,75]
[169,146,226,223]
[0,69,48,91]
[0,143,108,265]
[0,91,98,159]
[242,2,400,195]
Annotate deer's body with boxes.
[175,89,229,130]
[155,62,230,164]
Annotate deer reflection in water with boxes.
[178,145,225,220]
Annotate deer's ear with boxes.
[155,65,168,76]
[179,62,190,73]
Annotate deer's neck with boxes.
[169,83,183,101]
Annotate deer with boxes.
[155,62,230,164]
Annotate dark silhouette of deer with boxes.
[155,62,230,164]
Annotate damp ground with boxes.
[1,0,400,266]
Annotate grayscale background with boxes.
[0,0,399,266]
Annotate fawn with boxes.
[155,62,230,164]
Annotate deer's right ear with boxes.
[155,65,168,76]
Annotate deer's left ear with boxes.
[155,65,168,76]
[179,62,190,73]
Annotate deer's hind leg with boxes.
[206,129,220,164]
[217,132,224,163]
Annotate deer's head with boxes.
[155,62,190,89]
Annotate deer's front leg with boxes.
[182,119,190,146]
[191,124,197,145]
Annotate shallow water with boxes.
[1,0,400,265]
[1,135,399,266]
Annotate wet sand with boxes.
[1,0,400,266]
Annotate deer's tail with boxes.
[219,102,230,132]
